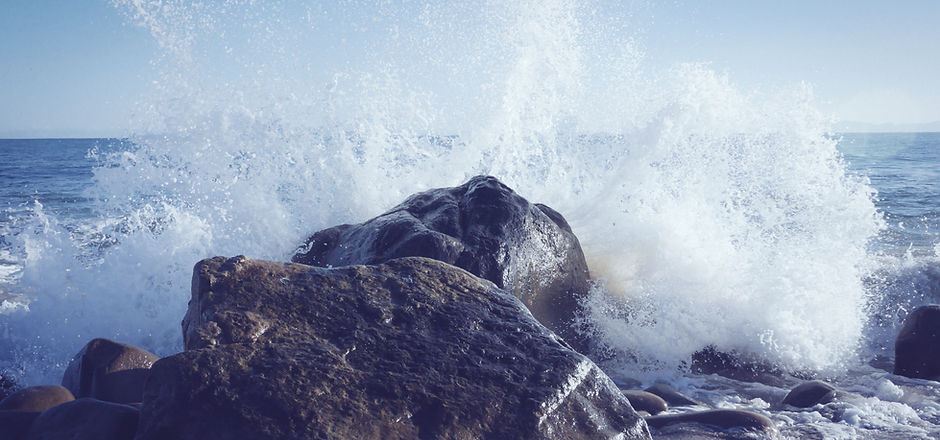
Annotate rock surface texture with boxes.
[61,338,159,404]
[291,175,592,350]
[136,256,650,440]
[894,304,940,379]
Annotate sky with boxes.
[1,0,938,138]
[0,0,155,138]
[639,1,940,130]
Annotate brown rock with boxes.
[291,175,593,351]
[0,385,74,412]
[645,409,776,432]
[644,383,706,408]
[782,380,838,408]
[61,338,159,404]
[138,256,651,440]
[620,390,668,415]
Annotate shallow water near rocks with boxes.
[2,1,940,437]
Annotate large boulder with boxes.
[895,304,940,379]
[291,175,592,350]
[61,338,159,404]
[138,256,650,440]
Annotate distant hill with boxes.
[836,121,940,133]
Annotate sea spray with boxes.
[570,69,884,373]
[0,0,886,385]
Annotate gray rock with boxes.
[291,175,592,351]
[0,386,74,412]
[139,256,650,440]
[644,383,706,408]
[61,338,159,404]
[25,398,138,440]
[782,380,837,408]
[894,304,940,379]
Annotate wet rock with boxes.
[691,346,787,387]
[782,380,837,408]
[644,383,706,408]
[24,398,138,440]
[620,390,668,415]
[0,410,39,440]
[894,304,940,380]
[645,409,776,433]
[0,385,74,412]
[291,175,592,350]
[61,338,159,404]
[140,256,651,440]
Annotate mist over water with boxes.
[2,0,889,385]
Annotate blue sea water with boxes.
[0,139,102,222]
[838,132,940,257]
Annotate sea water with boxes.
[2,1,940,438]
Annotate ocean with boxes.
[3,1,940,438]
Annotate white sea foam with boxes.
[0,0,890,390]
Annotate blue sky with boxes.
[640,1,940,129]
[0,0,155,137]
[1,0,938,137]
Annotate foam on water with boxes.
[0,0,891,386]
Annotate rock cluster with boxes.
[9,175,934,439]
[0,339,154,440]
[0,176,656,439]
